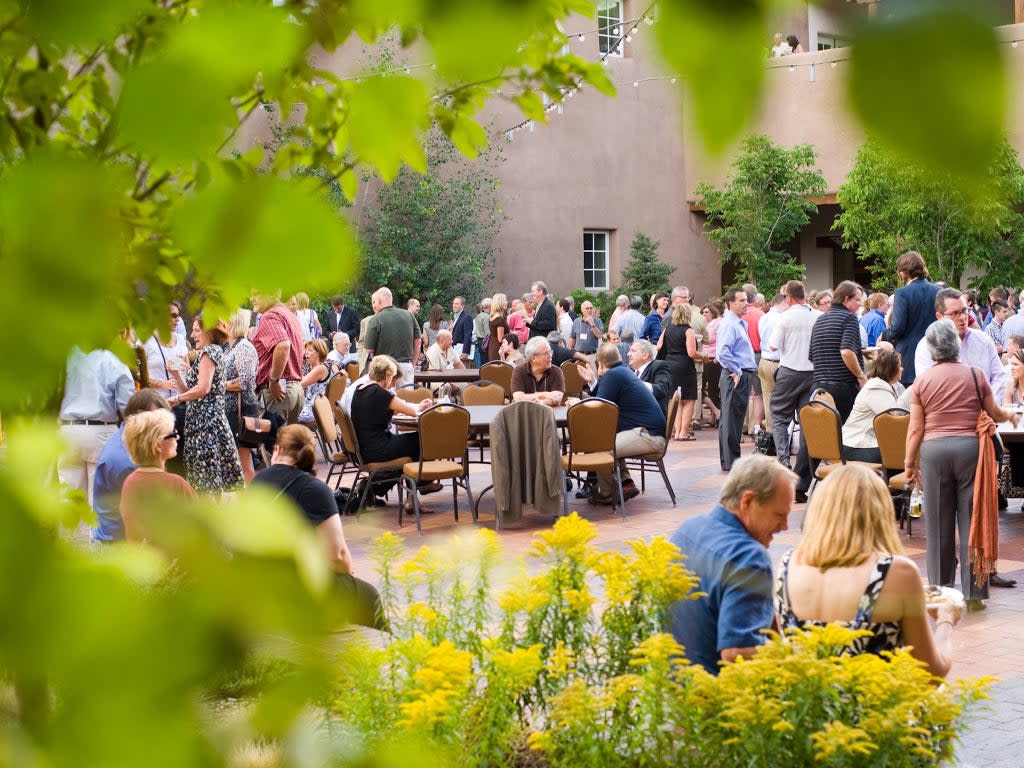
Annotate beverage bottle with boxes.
[909,487,923,519]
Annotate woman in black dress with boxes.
[349,355,440,513]
[658,303,701,441]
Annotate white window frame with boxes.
[583,230,610,290]
[597,1,624,57]
[817,33,846,51]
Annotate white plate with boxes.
[923,584,965,608]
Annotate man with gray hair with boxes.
[617,296,646,343]
[568,299,604,355]
[326,332,358,370]
[473,297,492,367]
[627,339,674,415]
[609,294,630,334]
[668,455,797,674]
[424,328,466,398]
[510,337,564,406]
[546,330,575,367]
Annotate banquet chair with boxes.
[325,371,347,406]
[799,399,883,502]
[560,360,585,399]
[310,395,351,488]
[562,397,624,514]
[396,384,432,404]
[334,405,410,514]
[402,404,473,533]
[479,360,513,400]
[873,407,913,535]
[346,362,361,382]
[625,389,680,506]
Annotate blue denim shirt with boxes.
[716,311,756,378]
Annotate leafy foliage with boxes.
[834,139,1024,288]
[618,232,674,300]
[695,134,827,290]
[356,128,505,311]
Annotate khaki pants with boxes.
[758,358,780,431]
[58,423,119,503]
[598,427,667,495]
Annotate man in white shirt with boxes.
[424,329,465,397]
[143,304,190,398]
[757,293,786,431]
[326,332,359,371]
[767,280,819,478]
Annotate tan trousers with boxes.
[758,358,780,431]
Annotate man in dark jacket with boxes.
[325,295,361,343]
[888,251,941,386]
[627,339,674,416]
[527,280,557,339]
[449,295,474,360]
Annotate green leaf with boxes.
[24,0,149,48]
[0,155,130,407]
[514,91,547,123]
[172,175,359,307]
[427,1,534,83]
[339,167,358,202]
[848,1,1006,185]
[447,116,488,159]
[347,76,429,181]
[653,0,767,154]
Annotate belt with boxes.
[741,368,757,373]
[61,419,117,426]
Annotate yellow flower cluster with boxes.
[546,642,575,680]
[398,640,473,731]
[811,721,877,760]
[490,644,544,692]
[529,512,598,563]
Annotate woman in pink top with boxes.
[506,298,529,345]
[905,320,1017,611]
[700,302,723,425]
[120,409,197,542]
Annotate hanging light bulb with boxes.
[633,80,639,87]
[612,26,620,35]
[1014,41,1020,48]
[578,33,585,42]
[670,77,677,84]
[625,35,632,43]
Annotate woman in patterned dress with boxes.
[298,338,330,425]
[168,316,243,494]
[774,463,959,678]
[223,309,260,483]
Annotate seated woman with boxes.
[775,463,960,678]
[350,355,440,513]
[298,338,331,425]
[251,425,385,630]
[841,349,908,464]
[498,332,525,367]
[120,409,197,542]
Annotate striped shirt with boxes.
[808,305,862,383]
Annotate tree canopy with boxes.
[619,232,674,300]
[695,134,827,290]
[834,139,1024,289]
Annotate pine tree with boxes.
[619,232,674,299]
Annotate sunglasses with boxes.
[163,431,180,441]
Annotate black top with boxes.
[551,345,574,367]
[251,464,337,526]
[809,305,862,384]
[530,298,557,338]
[350,383,400,462]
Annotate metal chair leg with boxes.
[658,460,676,506]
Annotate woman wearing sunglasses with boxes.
[120,409,196,543]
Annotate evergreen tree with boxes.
[619,232,674,299]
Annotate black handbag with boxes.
[236,394,272,445]
[753,429,776,456]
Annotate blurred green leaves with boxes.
[848,0,1007,186]
[347,76,430,180]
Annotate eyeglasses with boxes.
[170,313,180,319]
[163,431,180,441]
[944,309,966,319]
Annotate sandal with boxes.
[417,481,444,495]
[681,432,697,441]
[403,499,436,515]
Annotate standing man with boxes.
[809,281,868,420]
[716,288,757,472]
[568,300,604,356]
[888,251,941,385]
[58,342,136,500]
[363,287,421,385]
[325,295,361,344]
[526,281,557,339]
[252,292,306,424]
[473,298,492,367]
[449,295,474,362]
[616,296,646,343]
[668,455,797,674]
[768,280,819,471]
[406,298,421,317]
[576,343,666,505]
[608,294,629,334]
[986,300,1012,354]
[757,293,785,431]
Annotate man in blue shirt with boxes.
[716,287,757,472]
[92,388,170,543]
[576,343,666,505]
[668,455,797,674]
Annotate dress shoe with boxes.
[588,492,616,506]
[990,573,1017,588]
[794,490,808,504]
[622,485,640,502]
[999,492,1009,511]
[417,481,444,495]
[575,482,595,499]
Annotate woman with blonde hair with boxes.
[775,464,959,677]
[120,409,196,542]
[292,292,322,341]
[223,309,260,483]
[488,293,509,362]
[298,338,330,425]
[657,302,702,440]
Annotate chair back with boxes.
[810,388,836,409]
[396,385,432,403]
[873,407,910,472]
[418,404,471,461]
[664,388,681,442]
[560,360,585,398]
[480,360,513,398]
[461,381,505,405]
[333,404,363,463]
[798,400,844,463]
[346,362,361,382]
[566,397,618,454]
[311,395,338,444]
[326,372,347,405]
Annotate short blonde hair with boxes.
[670,303,692,326]
[229,308,252,341]
[491,293,508,317]
[123,409,175,468]
[794,464,904,569]
[368,354,399,384]
[294,292,310,310]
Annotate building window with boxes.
[583,230,610,290]
[817,33,846,51]
[597,1,624,56]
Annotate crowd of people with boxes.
[56,250,1024,645]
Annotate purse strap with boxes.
[273,468,303,500]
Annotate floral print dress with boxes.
[184,344,244,492]
[224,338,260,447]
